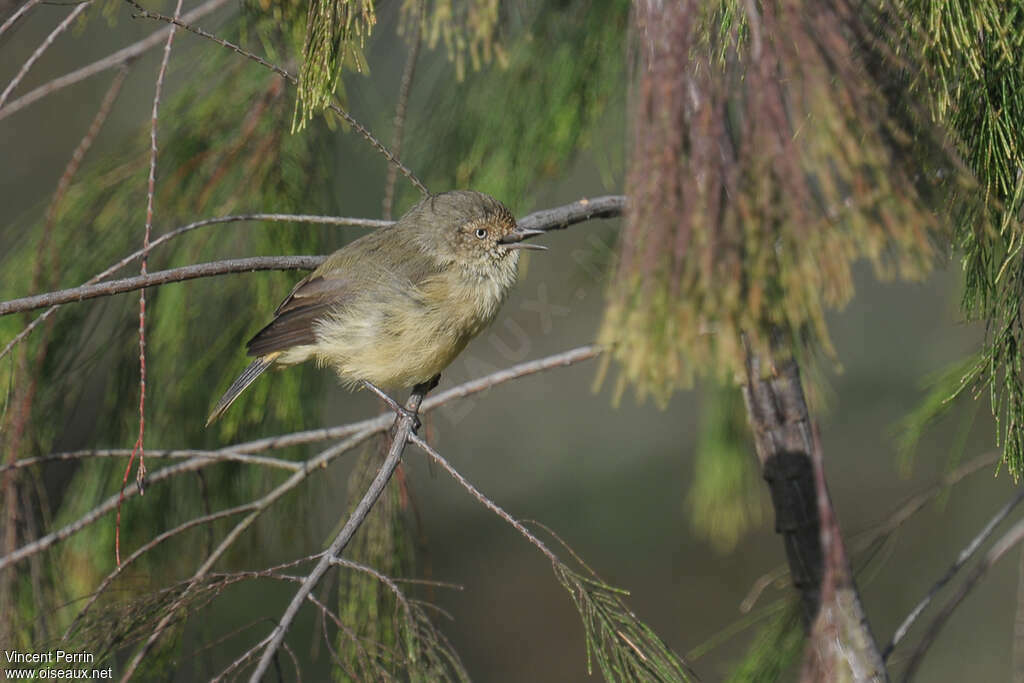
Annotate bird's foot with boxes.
[361,380,422,432]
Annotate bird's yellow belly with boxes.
[307,300,495,390]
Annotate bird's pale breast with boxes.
[290,260,515,389]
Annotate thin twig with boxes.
[116,0,183,565]
[0,213,388,362]
[64,501,259,639]
[0,347,601,581]
[0,255,323,316]
[740,450,1001,613]
[885,487,1024,660]
[516,195,626,232]
[123,0,429,196]
[118,429,376,681]
[43,66,130,238]
[0,0,43,38]
[0,2,91,109]
[381,0,424,219]
[245,384,432,682]
[5,345,600,476]
[0,457,228,571]
[853,452,1002,556]
[409,434,560,565]
[4,344,601,483]
[212,634,273,682]
[901,516,1024,682]
[0,0,231,121]
[5,448,303,472]
[0,191,622,332]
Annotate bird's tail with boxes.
[206,352,281,426]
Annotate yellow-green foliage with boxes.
[688,385,765,552]
[401,0,506,81]
[598,0,962,407]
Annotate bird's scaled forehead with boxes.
[475,206,516,235]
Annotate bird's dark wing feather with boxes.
[246,275,350,357]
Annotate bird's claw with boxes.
[395,406,422,432]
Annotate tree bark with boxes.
[741,349,887,681]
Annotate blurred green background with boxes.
[0,0,1018,680]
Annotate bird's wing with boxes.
[245,225,443,358]
[246,274,352,357]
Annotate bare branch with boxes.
[247,383,432,682]
[65,501,259,639]
[5,448,303,472]
[886,487,1024,662]
[0,344,598,576]
[0,343,614,676]
[0,213,388,362]
[5,345,600,475]
[0,256,323,316]
[0,457,225,571]
[118,428,377,681]
[518,195,625,232]
[410,434,697,680]
[851,452,1002,555]
[0,0,42,38]
[901,515,1024,682]
[0,0,232,121]
[409,434,560,565]
[0,192,617,335]
[0,2,91,109]
[740,451,1002,614]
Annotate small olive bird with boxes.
[207,190,546,426]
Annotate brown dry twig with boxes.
[114,0,184,565]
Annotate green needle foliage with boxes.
[295,0,375,129]
[726,601,804,682]
[294,0,510,128]
[598,0,964,406]
[553,563,695,682]
[688,384,765,552]
[890,0,1024,477]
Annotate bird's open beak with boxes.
[499,227,548,251]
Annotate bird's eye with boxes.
[475,228,488,239]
